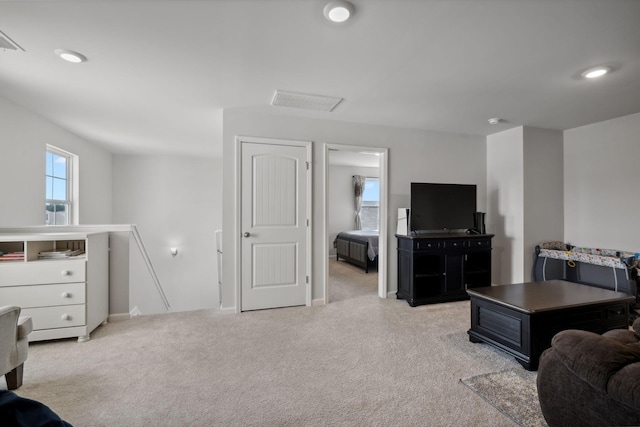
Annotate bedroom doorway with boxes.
[323,144,388,303]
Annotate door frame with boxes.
[235,135,313,313]
[323,143,389,302]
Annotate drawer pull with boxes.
[61,314,71,321]
[61,270,71,276]
[61,292,71,298]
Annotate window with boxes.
[361,177,379,230]
[45,145,76,225]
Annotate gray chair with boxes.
[0,306,33,390]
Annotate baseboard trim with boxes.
[312,298,326,306]
[387,291,396,299]
[108,313,130,322]
[219,306,236,314]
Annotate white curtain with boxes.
[353,175,365,230]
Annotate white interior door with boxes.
[241,140,309,311]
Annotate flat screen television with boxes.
[410,183,477,233]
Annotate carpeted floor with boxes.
[328,257,378,303]
[6,260,538,426]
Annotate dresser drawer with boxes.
[0,282,85,308]
[468,238,491,248]
[22,305,86,330]
[415,240,441,250]
[0,260,86,287]
[443,240,466,249]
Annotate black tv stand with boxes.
[411,229,470,236]
[396,233,493,306]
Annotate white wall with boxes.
[523,127,564,279]
[487,126,564,284]
[328,164,379,256]
[222,109,486,310]
[0,97,112,226]
[564,112,640,252]
[487,127,524,284]
[112,154,223,313]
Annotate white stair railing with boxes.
[130,225,170,311]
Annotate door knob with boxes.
[243,232,251,238]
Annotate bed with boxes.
[333,230,379,273]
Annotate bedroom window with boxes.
[361,178,379,230]
[45,145,77,226]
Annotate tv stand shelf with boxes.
[396,233,493,306]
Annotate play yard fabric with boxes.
[538,242,638,270]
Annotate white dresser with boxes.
[0,232,109,342]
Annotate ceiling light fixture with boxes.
[55,49,87,63]
[324,1,355,23]
[488,118,501,125]
[581,66,610,79]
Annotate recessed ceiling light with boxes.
[324,1,355,23]
[581,66,610,79]
[54,49,87,63]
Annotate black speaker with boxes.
[473,212,486,234]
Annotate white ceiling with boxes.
[1,0,639,158]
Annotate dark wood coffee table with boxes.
[467,280,634,370]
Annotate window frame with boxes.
[45,145,77,226]
[360,177,380,231]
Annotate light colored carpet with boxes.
[8,261,529,426]
[461,369,547,427]
[328,257,378,303]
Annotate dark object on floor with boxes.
[537,318,640,427]
[0,390,72,427]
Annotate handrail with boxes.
[130,225,171,310]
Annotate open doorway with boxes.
[323,144,388,304]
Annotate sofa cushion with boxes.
[608,362,640,408]
[602,328,639,344]
[551,330,640,392]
